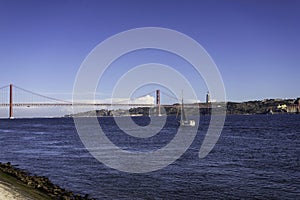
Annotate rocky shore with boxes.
[0,162,95,200]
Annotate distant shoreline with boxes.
[66,98,300,117]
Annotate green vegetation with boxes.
[227,98,299,114]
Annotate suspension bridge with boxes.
[0,84,182,119]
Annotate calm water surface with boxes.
[0,115,299,199]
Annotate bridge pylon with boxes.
[156,89,161,116]
[9,84,13,119]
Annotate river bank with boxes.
[0,180,31,200]
[0,162,94,200]
[66,98,300,117]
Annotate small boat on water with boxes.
[177,93,195,127]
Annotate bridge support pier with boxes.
[156,90,161,116]
[9,84,13,119]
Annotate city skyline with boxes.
[0,0,299,103]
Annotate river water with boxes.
[0,115,299,199]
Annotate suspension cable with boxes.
[13,85,72,104]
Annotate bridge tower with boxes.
[206,91,210,104]
[156,90,161,116]
[9,84,13,119]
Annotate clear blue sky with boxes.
[0,0,299,102]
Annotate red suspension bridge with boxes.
[0,84,181,119]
